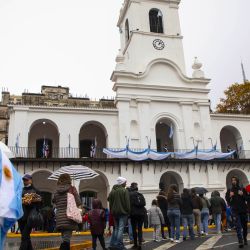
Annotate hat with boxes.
[22,174,32,180]
[116,176,127,185]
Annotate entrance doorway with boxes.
[159,171,184,193]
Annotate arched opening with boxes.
[28,119,59,158]
[32,170,56,206]
[79,171,109,209]
[220,125,244,158]
[226,169,249,189]
[149,9,164,33]
[125,19,130,41]
[160,171,184,194]
[31,170,56,232]
[155,118,175,152]
[79,121,107,158]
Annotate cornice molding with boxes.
[211,113,250,121]
[113,82,210,95]
[8,105,118,115]
[111,58,211,86]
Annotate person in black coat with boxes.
[226,176,248,248]
[156,191,171,239]
[129,182,146,250]
[181,189,195,240]
[18,174,41,250]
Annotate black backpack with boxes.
[133,192,146,208]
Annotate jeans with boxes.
[127,218,133,241]
[109,215,128,250]
[201,208,209,233]
[167,209,181,240]
[131,215,144,246]
[232,212,248,241]
[213,213,221,233]
[182,214,195,239]
[92,234,106,250]
[152,225,161,241]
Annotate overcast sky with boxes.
[0,0,249,109]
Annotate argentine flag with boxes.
[169,124,174,139]
[0,149,23,249]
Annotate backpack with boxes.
[133,192,145,208]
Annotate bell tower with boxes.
[112,0,211,151]
[114,0,186,74]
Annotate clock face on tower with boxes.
[153,39,165,50]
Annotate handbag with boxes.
[27,208,44,228]
[66,192,82,224]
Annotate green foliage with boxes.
[216,81,250,114]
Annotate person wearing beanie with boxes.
[108,177,130,250]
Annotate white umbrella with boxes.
[0,142,14,159]
[48,165,99,181]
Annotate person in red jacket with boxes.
[88,199,107,250]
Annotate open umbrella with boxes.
[193,187,208,195]
[48,165,99,181]
[0,142,14,159]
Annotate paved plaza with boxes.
[5,227,250,250]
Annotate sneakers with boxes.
[170,238,174,243]
[174,240,180,243]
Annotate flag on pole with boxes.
[90,137,97,158]
[0,149,23,249]
[15,134,19,155]
[169,124,174,139]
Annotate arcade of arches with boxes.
[28,168,249,209]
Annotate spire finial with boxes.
[241,61,248,83]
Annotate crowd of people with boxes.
[18,174,250,250]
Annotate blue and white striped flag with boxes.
[169,124,174,139]
[0,149,23,249]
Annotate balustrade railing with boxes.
[8,146,250,160]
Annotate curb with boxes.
[7,225,218,238]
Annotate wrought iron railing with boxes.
[8,146,250,160]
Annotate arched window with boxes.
[149,9,163,33]
[125,19,130,41]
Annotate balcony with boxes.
[8,146,250,160]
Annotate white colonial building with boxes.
[7,0,250,208]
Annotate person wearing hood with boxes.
[88,199,107,250]
[156,191,170,239]
[52,174,81,250]
[226,176,248,248]
[209,191,226,235]
[108,177,130,250]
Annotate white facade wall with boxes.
[6,0,250,206]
